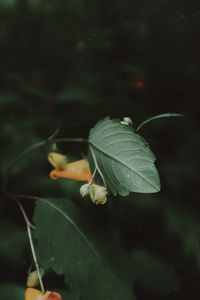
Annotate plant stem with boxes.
[89,146,107,188]
[16,198,45,293]
[136,113,184,131]
[4,137,87,176]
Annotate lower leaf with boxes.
[34,198,135,300]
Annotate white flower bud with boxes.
[89,184,107,205]
[80,183,90,197]
[120,117,133,127]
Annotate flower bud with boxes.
[80,183,90,197]
[27,269,44,288]
[48,152,68,169]
[89,184,107,205]
[120,117,133,127]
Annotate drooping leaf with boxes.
[88,117,160,196]
[34,198,135,300]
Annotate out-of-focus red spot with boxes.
[132,79,144,90]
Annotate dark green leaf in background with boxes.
[34,198,135,300]
[88,117,160,196]
[0,284,24,300]
[0,220,27,267]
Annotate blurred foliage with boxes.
[0,0,200,299]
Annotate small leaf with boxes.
[0,220,27,266]
[88,117,160,196]
[34,198,134,300]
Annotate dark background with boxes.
[0,0,200,299]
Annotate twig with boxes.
[89,146,107,188]
[15,197,44,293]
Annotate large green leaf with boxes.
[0,220,27,267]
[0,284,24,300]
[34,198,134,300]
[88,117,160,196]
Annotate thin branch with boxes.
[4,137,87,176]
[90,166,97,183]
[136,113,184,132]
[89,146,107,188]
[15,200,35,229]
[46,127,61,141]
[15,198,44,293]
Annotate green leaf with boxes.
[0,220,27,266]
[136,113,184,131]
[0,284,24,300]
[88,117,160,196]
[34,198,134,300]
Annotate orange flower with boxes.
[25,288,62,300]
[48,152,92,182]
